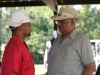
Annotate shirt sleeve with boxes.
[80,35,94,65]
[13,46,22,74]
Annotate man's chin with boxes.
[27,34,31,36]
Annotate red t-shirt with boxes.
[1,35,35,75]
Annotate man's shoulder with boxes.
[77,31,88,38]
[5,38,23,51]
[7,39,19,47]
[73,31,90,44]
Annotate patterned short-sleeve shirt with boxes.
[47,28,94,75]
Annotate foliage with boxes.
[24,7,54,64]
[76,5,100,39]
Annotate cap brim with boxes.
[50,15,84,20]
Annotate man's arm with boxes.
[82,62,95,75]
[10,72,19,75]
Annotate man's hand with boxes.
[10,72,19,75]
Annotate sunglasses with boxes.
[56,19,70,25]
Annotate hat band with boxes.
[58,13,74,18]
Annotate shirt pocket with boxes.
[30,54,34,63]
[63,45,80,62]
[23,51,34,64]
[60,46,73,71]
[60,45,80,73]
[22,52,32,71]
[23,53,31,61]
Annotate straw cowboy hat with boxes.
[51,7,84,20]
[5,10,35,27]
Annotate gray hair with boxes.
[73,19,77,25]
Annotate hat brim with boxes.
[50,15,84,20]
[4,18,35,27]
[30,19,35,22]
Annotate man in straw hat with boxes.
[47,7,95,75]
[1,10,35,75]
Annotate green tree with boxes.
[76,5,100,39]
[25,6,54,64]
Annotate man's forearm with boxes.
[82,68,94,75]
[82,62,95,75]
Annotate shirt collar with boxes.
[69,28,78,40]
[11,35,25,45]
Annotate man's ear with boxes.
[71,19,74,24]
[18,24,24,31]
[71,19,76,26]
